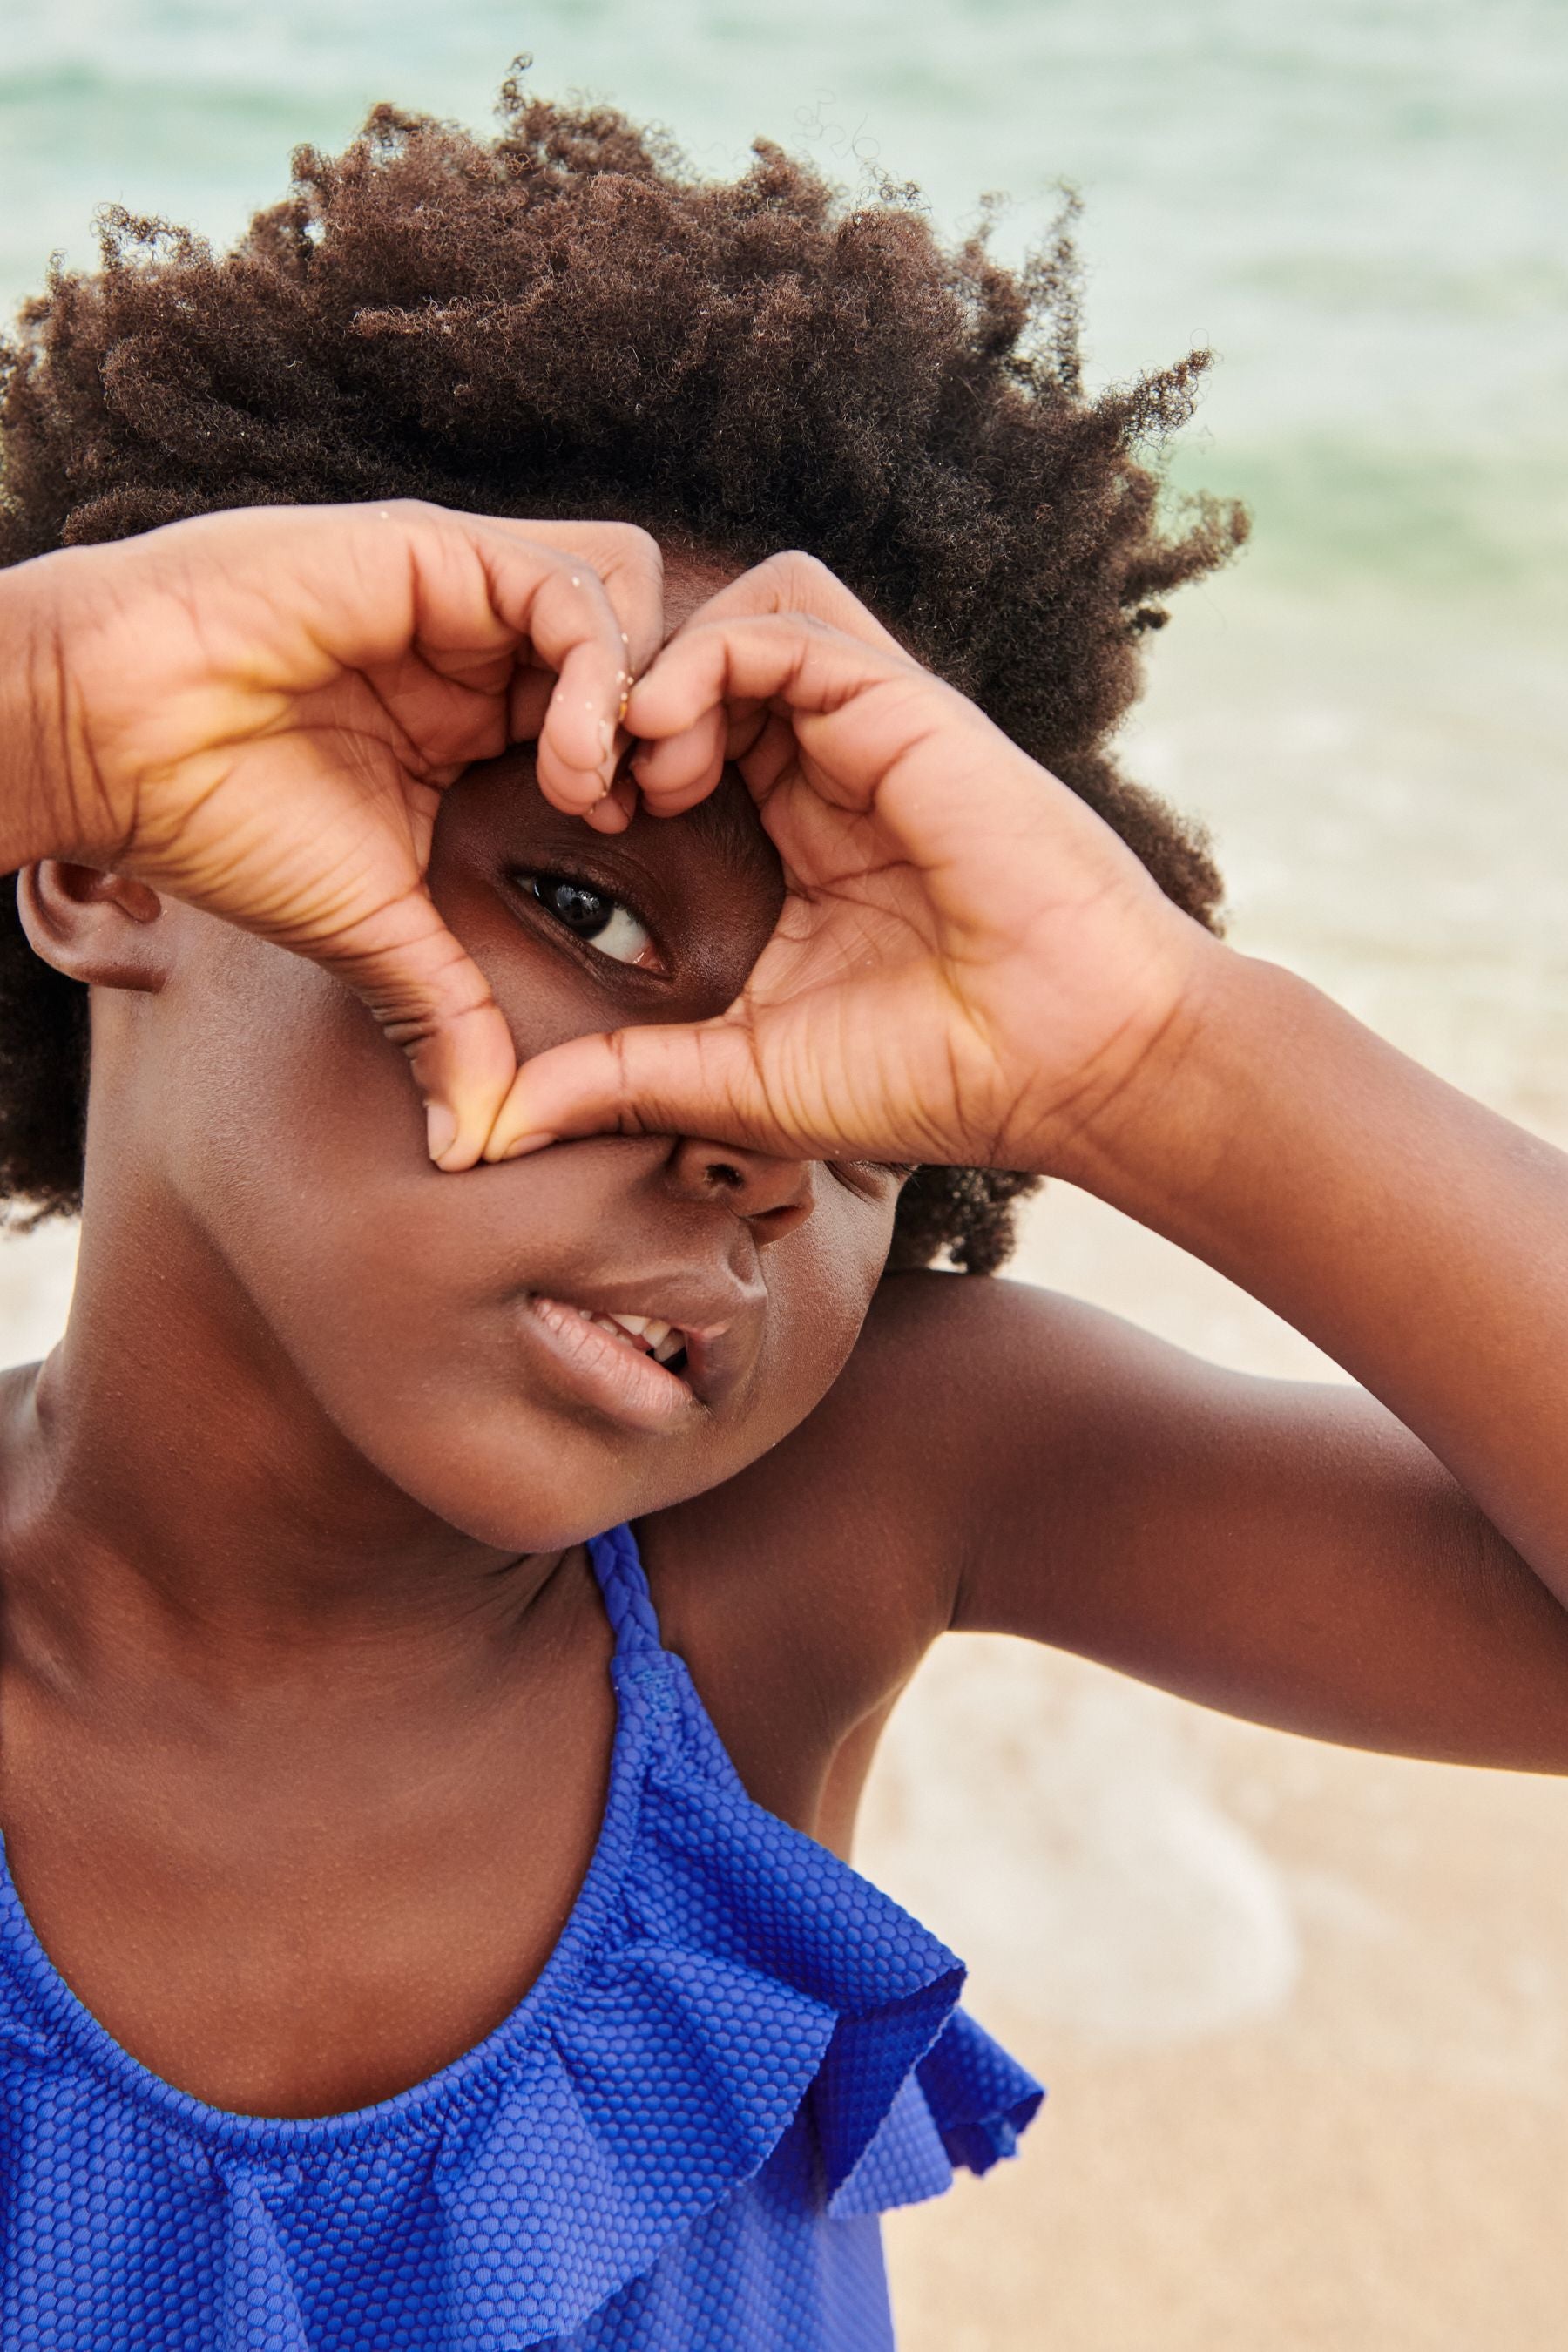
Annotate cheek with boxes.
[136,920,896,1544]
[740,1204,896,1448]
[159,858,622,1216]
[154,927,430,1338]
[428,850,622,1064]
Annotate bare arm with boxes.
[835,1269,1568,1773]
[841,939,1568,1773]
[1083,953,1568,1597]
[484,564,1568,1765]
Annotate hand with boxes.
[4,503,665,1166]
[483,554,1217,1179]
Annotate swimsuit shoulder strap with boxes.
[586,1522,664,1657]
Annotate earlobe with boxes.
[16,862,171,993]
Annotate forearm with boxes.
[1068,943,1568,1598]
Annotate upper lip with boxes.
[524,1273,765,1409]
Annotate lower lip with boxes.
[519,1295,700,1433]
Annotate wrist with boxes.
[1048,934,1305,1226]
[0,549,107,873]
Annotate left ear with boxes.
[16,862,172,994]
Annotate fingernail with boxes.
[500,1131,557,1160]
[425,1103,458,1163]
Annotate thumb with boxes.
[311,881,519,1170]
[480,1015,795,1164]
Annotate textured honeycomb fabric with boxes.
[0,1524,1043,2349]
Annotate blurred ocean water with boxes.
[3,0,1565,613]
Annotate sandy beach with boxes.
[865,572,1568,2347]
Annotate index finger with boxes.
[480,517,666,683]
[679,547,912,661]
[629,551,919,814]
[625,609,925,815]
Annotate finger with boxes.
[490,518,666,682]
[624,557,915,817]
[625,612,921,802]
[631,698,775,819]
[503,558,632,811]
[676,547,912,662]
[327,508,634,810]
[311,881,520,1170]
[481,1017,801,1166]
[579,767,639,835]
[629,702,729,815]
[731,709,799,803]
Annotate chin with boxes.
[399,1464,639,1555]
[368,1416,698,1554]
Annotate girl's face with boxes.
[116,559,906,1551]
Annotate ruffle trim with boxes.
[422,1658,1042,2345]
[0,1640,1042,2349]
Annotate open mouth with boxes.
[529,1294,690,1381]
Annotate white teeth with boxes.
[604,1311,677,1356]
[543,1298,686,1366]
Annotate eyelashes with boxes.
[515,871,664,972]
[509,872,919,1191]
[828,1159,917,1200]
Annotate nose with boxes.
[663,1134,815,1243]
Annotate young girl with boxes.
[2,85,1565,2352]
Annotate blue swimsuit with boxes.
[0,1524,1042,2349]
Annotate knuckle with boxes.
[381,497,436,529]
[776,550,841,604]
[601,521,662,571]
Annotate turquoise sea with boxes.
[3,0,1565,612]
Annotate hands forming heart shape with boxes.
[7,501,1214,1186]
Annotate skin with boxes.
[0,506,668,1167]
[0,548,909,2115]
[3,521,1568,2124]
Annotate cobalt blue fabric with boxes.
[0,1524,1043,2348]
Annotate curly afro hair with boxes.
[0,68,1243,1274]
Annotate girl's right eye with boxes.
[521,873,663,971]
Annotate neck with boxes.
[1,1186,567,1708]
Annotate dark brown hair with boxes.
[0,71,1243,1272]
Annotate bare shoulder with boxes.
[636,1274,1071,1733]
[630,1267,1213,1830]
[646,1267,1568,1780]
[632,1271,1024,1835]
